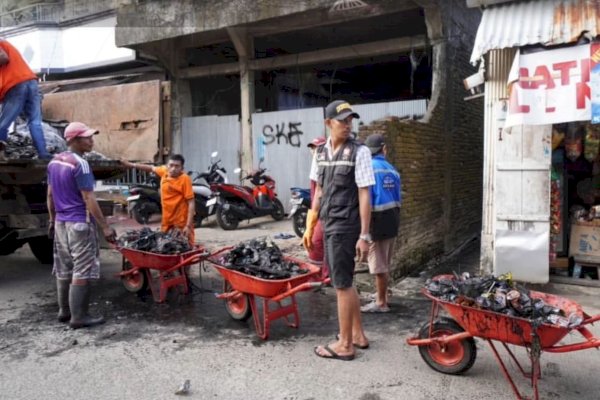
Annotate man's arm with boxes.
[81,190,116,241]
[186,198,195,228]
[47,185,55,222]
[311,184,322,214]
[120,159,155,173]
[358,187,371,235]
[0,47,9,66]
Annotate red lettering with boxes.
[553,61,577,85]
[576,82,590,109]
[518,68,531,89]
[530,66,555,89]
[509,85,530,114]
[580,58,590,82]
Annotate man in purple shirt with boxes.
[47,122,116,329]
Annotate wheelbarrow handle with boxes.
[165,252,209,273]
[270,281,323,302]
[207,246,234,259]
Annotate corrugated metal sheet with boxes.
[181,115,241,184]
[352,99,427,132]
[471,0,600,63]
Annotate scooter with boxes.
[213,160,285,230]
[188,152,229,226]
[127,173,161,225]
[289,187,311,237]
[127,152,227,226]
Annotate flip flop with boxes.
[336,334,369,350]
[314,344,355,361]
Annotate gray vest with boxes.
[316,139,361,234]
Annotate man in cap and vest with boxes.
[47,122,116,329]
[305,100,374,360]
[361,133,401,313]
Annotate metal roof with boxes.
[470,0,600,63]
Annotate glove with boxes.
[302,209,319,251]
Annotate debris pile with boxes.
[221,238,308,280]
[425,273,583,328]
[117,227,192,254]
[5,119,67,159]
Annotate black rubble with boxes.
[220,238,308,280]
[425,273,582,328]
[117,227,192,254]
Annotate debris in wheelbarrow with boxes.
[117,227,192,254]
[425,272,582,328]
[219,238,309,279]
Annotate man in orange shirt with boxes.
[0,39,50,160]
[121,154,196,243]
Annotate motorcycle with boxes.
[127,173,161,225]
[127,152,227,227]
[289,187,311,237]
[213,160,285,230]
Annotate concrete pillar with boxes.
[228,27,255,172]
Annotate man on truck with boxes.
[0,39,50,160]
[47,122,116,329]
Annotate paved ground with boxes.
[1,212,600,399]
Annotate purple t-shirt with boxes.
[47,151,95,222]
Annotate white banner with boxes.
[505,44,591,127]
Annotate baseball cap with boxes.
[64,122,98,142]
[307,136,326,148]
[325,100,360,120]
[364,134,385,154]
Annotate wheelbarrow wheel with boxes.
[223,281,251,321]
[121,257,148,293]
[418,317,477,375]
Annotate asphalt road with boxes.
[1,216,600,399]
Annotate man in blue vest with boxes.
[304,100,374,361]
[361,134,401,313]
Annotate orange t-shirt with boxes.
[154,166,195,243]
[0,40,36,101]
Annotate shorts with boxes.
[324,231,359,289]
[368,237,395,274]
[52,221,100,280]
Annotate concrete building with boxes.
[110,0,485,277]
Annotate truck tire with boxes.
[28,237,54,265]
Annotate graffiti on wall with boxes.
[262,122,303,147]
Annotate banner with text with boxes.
[505,44,591,127]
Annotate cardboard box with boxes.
[569,224,600,263]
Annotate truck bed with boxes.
[0,159,126,184]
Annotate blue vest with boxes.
[370,154,401,240]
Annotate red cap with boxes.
[64,122,98,142]
[307,136,326,148]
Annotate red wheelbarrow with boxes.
[206,246,328,339]
[117,246,208,303]
[406,275,600,400]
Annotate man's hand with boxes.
[48,220,55,239]
[102,226,117,243]
[355,238,369,262]
[182,224,193,238]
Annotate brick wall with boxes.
[359,1,484,278]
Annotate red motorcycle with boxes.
[213,164,285,230]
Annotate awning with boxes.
[470,0,600,64]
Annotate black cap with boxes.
[325,100,360,120]
[365,134,385,154]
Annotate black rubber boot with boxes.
[69,284,105,329]
[56,279,71,323]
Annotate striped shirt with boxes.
[309,137,375,188]
[47,151,95,223]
